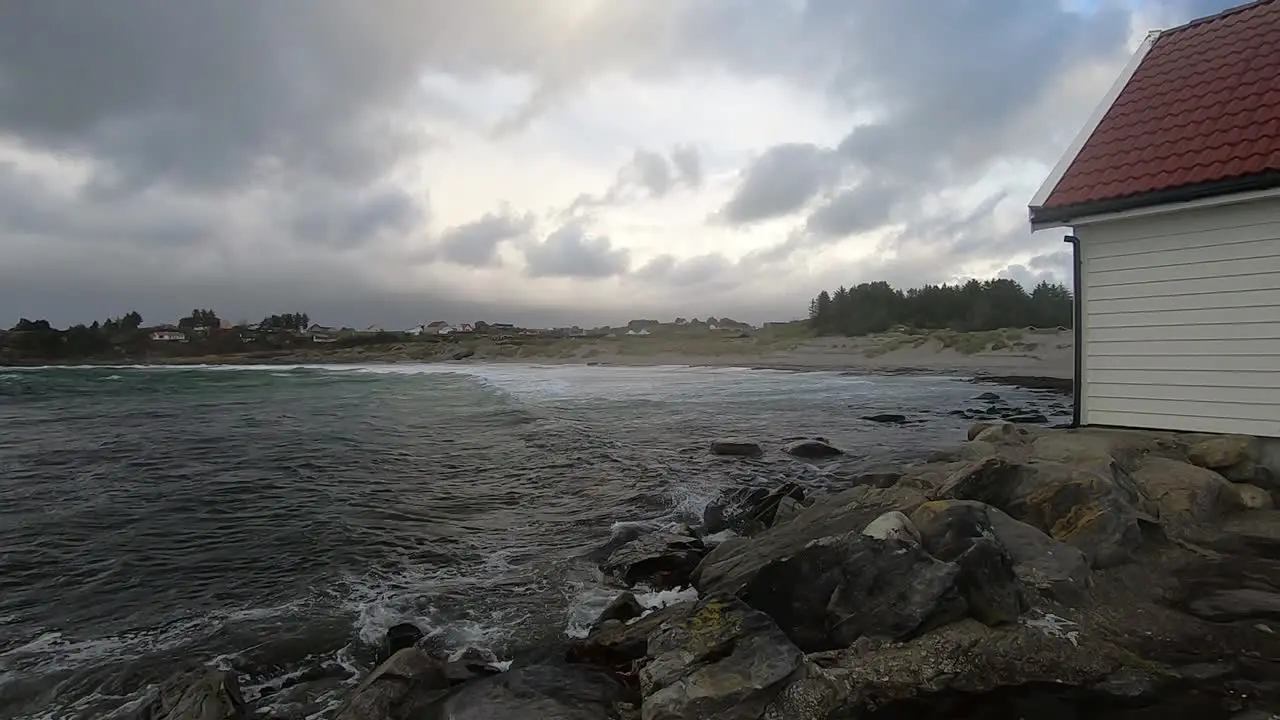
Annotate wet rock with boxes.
[437,664,627,720]
[1004,412,1049,424]
[450,348,475,361]
[146,670,249,720]
[700,529,739,548]
[709,483,806,535]
[693,485,928,597]
[444,646,505,685]
[934,457,1150,569]
[603,532,706,589]
[864,413,908,424]
[1234,484,1275,510]
[974,392,1002,401]
[741,533,966,652]
[709,439,763,458]
[1187,589,1280,623]
[814,616,1127,712]
[1131,457,1236,532]
[953,536,1025,625]
[335,647,450,720]
[598,592,644,625]
[862,510,922,545]
[912,499,1091,605]
[640,599,804,720]
[973,422,1034,444]
[701,503,727,534]
[785,438,844,459]
[383,622,424,661]
[772,496,805,526]
[568,602,695,668]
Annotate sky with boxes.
[0,0,1240,329]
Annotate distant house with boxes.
[363,325,385,333]
[150,330,186,342]
[1029,0,1280,437]
[625,328,651,336]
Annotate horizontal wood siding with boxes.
[1078,196,1280,437]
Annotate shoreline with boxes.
[2,355,1074,394]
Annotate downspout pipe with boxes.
[1064,234,1083,428]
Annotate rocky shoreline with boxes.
[140,422,1279,720]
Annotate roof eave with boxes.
[1030,170,1280,228]
[1027,30,1163,217]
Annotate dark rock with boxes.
[640,599,803,720]
[693,485,929,597]
[772,496,805,526]
[450,348,475,360]
[144,670,249,720]
[444,647,504,685]
[598,592,644,625]
[383,622,424,660]
[933,458,1150,569]
[912,499,1091,605]
[741,533,966,652]
[602,533,705,589]
[709,439,763,457]
[784,438,844,459]
[975,375,1073,395]
[335,647,450,720]
[1089,667,1167,701]
[1187,589,1280,622]
[864,413,908,424]
[974,392,1002,401]
[567,602,695,669]
[705,483,807,536]
[1004,413,1049,424]
[436,664,627,720]
[1130,456,1236,534]
[701,503,727,534]
[953,536,1026,625]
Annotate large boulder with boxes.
[603,532,705,589]
[692,485,928,596]
[567,602,695,669]
[702,484,806,536]
[784,438,844,459]
[146,670,249,720]
[640,599,804,720]
[710,439,763,458]
[437,664,628,720]
[1130,457,1237,532]
[1186,434,1277,489]
[933,458,1151,569]
[911,499,1091,605]
[335,648,451,720]
[740,533,966,652]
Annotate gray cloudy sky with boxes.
[0,0,1237,328]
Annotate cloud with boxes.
[717,143,842,224]
[523,220,631,278]
[0,0,1240,328]
[437,209,535,267]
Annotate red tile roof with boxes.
[1036,0,1280,216]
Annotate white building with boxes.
[1029,0,1280,437]
[150,330,186,342]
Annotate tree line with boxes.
[2,308,318,361]
[807,279,1073,336]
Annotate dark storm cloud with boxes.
[523,221,631,279]
[292,189,424,250]
[437,210,535,268]
[716,144,842,224]
[804,181,904,239]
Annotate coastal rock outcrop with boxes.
[334,647,451,720]
[640,599,804,720]
[145,670,249,720]
[700,483,806,536]
[436,665,627,720]
[1130,456,1237,533]
[603,532,706,589]
[692,484,928,596]
[741,533,966,652]
[568,601,695,669]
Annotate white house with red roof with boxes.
[1029,0,1280,437]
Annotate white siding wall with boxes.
[1077,196,1280,437]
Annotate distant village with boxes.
[146,316,769,344]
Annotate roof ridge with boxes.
[1155,0,1278,38]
